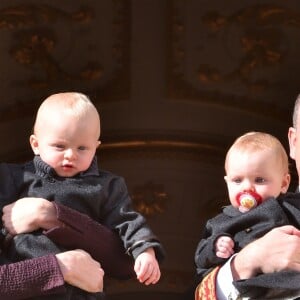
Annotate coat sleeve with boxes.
[46,173,165,278]
[44,202,135,279]
[194,216,230,279]
[0,254,65,299]
[96,175,165,262]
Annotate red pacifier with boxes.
[236,190,262,212]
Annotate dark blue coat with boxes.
[195,193,300,299]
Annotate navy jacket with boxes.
[195,193,300,299]
[0,156,165,300]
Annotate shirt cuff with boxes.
[216,254,240,300]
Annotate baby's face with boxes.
[31,111,100,177]
[224,149,289,210]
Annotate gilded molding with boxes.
[0,0,130,121]
[167,0,297,121]
[2,136,227,166]
[131,181,168,217]
[99,139,225,164]
[2,4,98,86]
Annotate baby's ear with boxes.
[29,134,39,155]
[281,173,291,193]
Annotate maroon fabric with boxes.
[0,254,65,299]
[45,203,135,279]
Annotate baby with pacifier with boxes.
[214,132,290,259]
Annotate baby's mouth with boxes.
[62,164,74,169]
[236,191,262,210]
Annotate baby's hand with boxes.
[215,235,235,258]
[134,247,161,285]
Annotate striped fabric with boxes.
[195,267,220,300]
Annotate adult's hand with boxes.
[231,225,300,280]
[56,249,104,292]
[2,197,60,235]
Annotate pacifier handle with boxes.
[236,190,262,211]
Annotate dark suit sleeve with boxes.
[44,203,135,279]
[278,192,300,227]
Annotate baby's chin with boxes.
[56,167,79,177]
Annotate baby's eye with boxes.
[54,144,65,150]
[232,178,242,184]
[255,177,266,184]
[78,146,87,151]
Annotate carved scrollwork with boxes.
[0,1,130,122]
[131,181,168,217]
[0,4,103,88]
[199,4,297,88]
[167,1,298,120]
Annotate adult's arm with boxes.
[0,254,64,300]
[2,172,165,274]
[2,198,135,279]
[0,249,104,300]
[46,202,135,279]
[196,225,300,299]
[55,249,104,293]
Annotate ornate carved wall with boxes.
[0,1,299,299]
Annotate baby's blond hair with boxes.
[33,92,100,137]
[225,131,289,174]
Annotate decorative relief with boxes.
[167,1,299,120]
[199,4,294,88]
[0,4,92,29]
[1,5,100,87]
[11,31,104,89]
[0,1,130,121]
[131,181,168,217]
